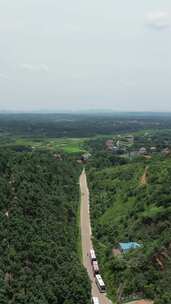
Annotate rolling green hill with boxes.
[88,156,171,304]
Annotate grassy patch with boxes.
[0,136,88,154]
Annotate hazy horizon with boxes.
[0,0,171,112]
[1,109,171,115]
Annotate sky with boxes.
[0,0,171,112]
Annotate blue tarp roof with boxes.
[119,242,141,251]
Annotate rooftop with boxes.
[119,242,142,251]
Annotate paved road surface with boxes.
[80,169,112,304]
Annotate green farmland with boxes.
[0,136,88,154]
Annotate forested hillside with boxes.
[88,155,171,304]
[0,149,90,304]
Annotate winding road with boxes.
[80,168,112,304]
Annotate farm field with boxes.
[0,136,88,153]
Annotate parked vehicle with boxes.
[91,297,100,304]
[92,260,99,276]
[95,274,106,293]
[90,249,96,263]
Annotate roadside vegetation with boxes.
[87,152,171,304]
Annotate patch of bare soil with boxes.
[140,166,149,186]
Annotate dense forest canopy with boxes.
[0,149,90,304]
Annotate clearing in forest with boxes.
[140,166,149,186]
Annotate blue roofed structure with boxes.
[119,242,142,252]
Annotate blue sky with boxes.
[0,0,171,112]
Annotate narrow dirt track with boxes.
[80,169,112,304]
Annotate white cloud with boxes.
[118,80,137,88]
[64,24,81,32]
[124,80,137,88]
[20,64,49,72]
[0,73,9,80]
[146,10,171,30]
[38,64,49,72]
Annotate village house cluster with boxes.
[105,133,171,158]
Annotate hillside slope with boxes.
[88,156,171,304]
